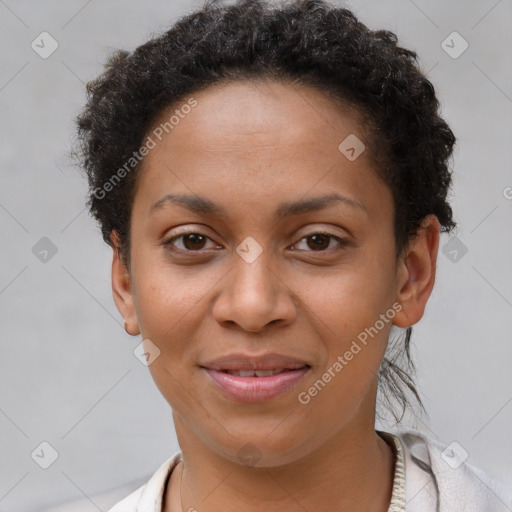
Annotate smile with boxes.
[222,368,290,377]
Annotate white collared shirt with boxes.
[107,427,512,512]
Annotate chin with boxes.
[210,426,312,469]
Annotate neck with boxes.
[165,417,395,512]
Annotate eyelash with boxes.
[163,231,351,254]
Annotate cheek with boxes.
[291,256,396,334]
[295,258,396,382]
[132,256,210,340]
[135,271,205,408]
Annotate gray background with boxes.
[0,0,511,511]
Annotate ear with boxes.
[392,214,440,328]
[111,230,140,336]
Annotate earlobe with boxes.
[110,230,140,336]
[392,215,440,328]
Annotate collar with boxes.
[377,430,406,512]
[137,451,182,512]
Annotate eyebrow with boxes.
[150,192,367,218]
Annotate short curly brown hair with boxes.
[73,0,457,424]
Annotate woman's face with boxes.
[113,79,420,466]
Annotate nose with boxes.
[212,249,297,333]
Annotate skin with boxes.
[111,79,440,512]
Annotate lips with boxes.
[200,352,311,403]
[223,369,289,377]
[200,352,310,372]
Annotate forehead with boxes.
[149,78,366,152]
[132,78,391,225]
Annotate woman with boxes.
[73,0,512,510]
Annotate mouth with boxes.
[200,353,310,372]
[199,352,312,403]
[217,366,309,377]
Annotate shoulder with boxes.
[107,451,183,512]
[107,486,144,512]
[391,427,512,512]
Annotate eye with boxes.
[164,231,220,252]
[291,233,350,252]
[163,230,350,254]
